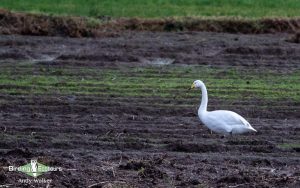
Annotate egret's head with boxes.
[190,80,204,89]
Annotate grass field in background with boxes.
[1,0,300,18]
[0,64,299,102]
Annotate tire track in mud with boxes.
[0,33,300,187]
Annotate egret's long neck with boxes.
[199,84,208,113]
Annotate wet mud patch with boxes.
[119,159,166,179]
[225,140,274,146]
[167,141,227,153]
[217,173,251,185]
[4,148,34,158]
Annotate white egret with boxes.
[190,80,257,135]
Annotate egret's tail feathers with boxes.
[249,126,257,132]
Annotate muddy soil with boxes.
[0,32,299,187]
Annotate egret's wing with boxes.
[207,110,251,127]
[236,114,252,128]
[203,111,234,133]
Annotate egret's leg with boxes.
[228,131,234,142]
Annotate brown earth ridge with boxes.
[0,9,300,39]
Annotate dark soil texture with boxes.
[0,32,299,188]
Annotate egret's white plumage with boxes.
[191,80,256,135]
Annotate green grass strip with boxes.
[0,65,299,102]
[1,0,300,18]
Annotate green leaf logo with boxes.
[18,160,49,178]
